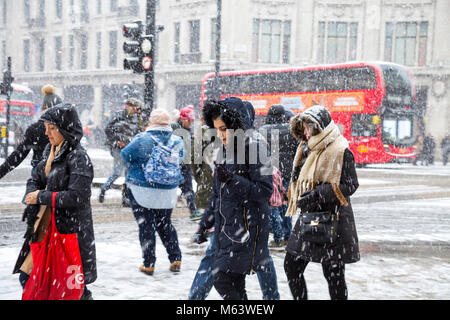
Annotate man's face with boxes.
[126,104,140,114]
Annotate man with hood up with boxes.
[13,104,96,300]
[196,97,273,300]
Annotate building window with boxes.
[1,0,6,25]
[110,0,118,12]
[80,0,89,23]
[55,0,62,20]
[38,38,45,71]
[317,21,358,63]
[189,20,200,53]
[384,21,428,66]
[24,0,30,24]
[23,39,30,72]
[97,0,102,15]
[174,22,180,63]
[96,32,101,69]
[69,34,74,69]
[109,31,117,67]
[55,36,62,70]
[38,0,46,27]
[252,19,291,64]
[210,18,218,60]
[80,33,88,69]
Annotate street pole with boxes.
[214,0,222,100]
[144,0,156,120]
[3,57,12,158]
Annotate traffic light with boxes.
[204,76,219,101]
[123,21,154,74]
[123,21,144,73]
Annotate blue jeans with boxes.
[188,234,280,300]
[128,190,182,267]
[179,164,197,214]
[269,180,292,242]
[102,148,125,191]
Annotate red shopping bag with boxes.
[22,192,85,300]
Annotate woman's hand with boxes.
[25,190,40,205]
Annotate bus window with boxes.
[351,114,377,137]
[0,91,33,102]
[382,115,414,145]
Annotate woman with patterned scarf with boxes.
[284,105,360,300]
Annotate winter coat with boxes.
[0,121,48,179]
[13,104,97,284]
[286,106,360,264]
[120,126,184,189]
[104,110,144,150]
[286,149,360,263]
[260,105,298,182]
[200,97,273,275]
[42,94,62,109]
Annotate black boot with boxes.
[98,188,106,203]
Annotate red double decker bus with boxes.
[0,84,35,143]
[201,61,419,164]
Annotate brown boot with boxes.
[139,265,155,276]
[169,261,181,273]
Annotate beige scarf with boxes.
[286,121,349,216]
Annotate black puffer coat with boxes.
[200,97,273,275]
[13,104,97,284]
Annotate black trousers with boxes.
[214,270,248,300]
[284,252,348,300]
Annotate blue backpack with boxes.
[143,135,183,186]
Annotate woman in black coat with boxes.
[284,105,360,300]
[13,104,96,300]
[198,97,273,300]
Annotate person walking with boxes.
[0,85,62,180]
[121,108,184,275]
[172,105,202,221]
[189,100,280,300]
[195,97,273,300]
[13,104,96,300]
[284,105,360,300]
[441,134,450,166]
[260,105,298,247]
[99,98,145,205]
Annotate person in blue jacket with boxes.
[195,97,273,300]
[121,108,184,275]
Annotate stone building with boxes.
[0,0,448,158]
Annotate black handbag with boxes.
[299,211,339,244]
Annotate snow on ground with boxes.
[1,199,450,300]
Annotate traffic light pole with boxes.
[2,57,12,158]
[143,0,156,120]
[214,0,222,100]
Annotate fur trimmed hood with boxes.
[290,105,332,142]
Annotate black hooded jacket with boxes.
[13,104,97,284]
[260,105,298,182]
[0,121,48,179]
[200,97,273,275]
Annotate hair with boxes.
[41,84,55,95]
[202,99,244,130]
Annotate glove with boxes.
[296,190,317,212]
[215,163,234,183]
[22,204,39,241]
[193,228,208,244]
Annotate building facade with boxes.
[0,0,449,158]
